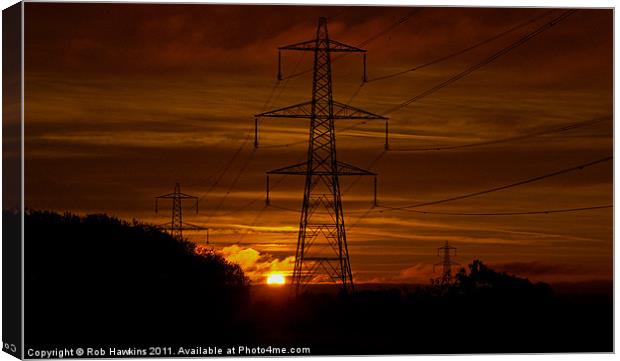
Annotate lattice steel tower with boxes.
[434,241,459,284]
[255,17,387,294]
[155,183,206,240]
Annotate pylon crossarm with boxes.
[267,161,309,175]
[332,101,387,120]
[327,39,365,53]
[267,162,376,176]
[254,102,385,148]
[255,101,313,118]
[265,161,308,205]
[304,257,343,261]
[279,39,365,53]
[175,193,198,199]
[279,39,318,51]
[181,222,208,231]
[256,101,385,120]
[157,222,207,231]
[155,193,197,199]
[266,161,375,176]
[153,183,202,239]
[336,161,377,176]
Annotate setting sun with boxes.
[266,273,286,285]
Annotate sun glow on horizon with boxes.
[266,273,286,285]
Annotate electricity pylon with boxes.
[255,17,387,294]
[155,183,207,240]
[434,241,460,284]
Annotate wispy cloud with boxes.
[23,5,612,284]
[218,245,295,283]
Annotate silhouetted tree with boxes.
[21,210,249,347]
[17,209,611,354]
[449,259,553,300]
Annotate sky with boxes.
[21,4,613,285]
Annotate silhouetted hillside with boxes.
[241,260,611,354]
[436,259,554,300]
[21,210,249,347]
[19,211,612,354]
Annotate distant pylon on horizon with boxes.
[434,241,460,284]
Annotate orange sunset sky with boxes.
[21,4,612,284]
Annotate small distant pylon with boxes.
[155,183,207,240]
[434,241,460,284]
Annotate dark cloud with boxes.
[24,5,611,81]
[494,261,586,277]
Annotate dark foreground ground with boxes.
[18,210,612,355]
[246,281,612,354]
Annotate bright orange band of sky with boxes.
[16,4,612,285]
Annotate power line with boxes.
[257,17,388,293]
[267,203,377,215]
[205,146,257,223]
[156,130,242,193]
[343,150,386,195]
[280,9,422,81]
[267,157,379,215]
[225,172,294,214]
[255,102,610,158]
[267,203,298,213]
[383,9,578,115]
[272,52,307,105]
[261,80,282,112]
[237,205,269,244]
[347,169,611,227]
[388,204,612,216]
[202,170,295,246]
[197,135,250,202]
[210,141,611,235]
[345,201,612,232]
[387,115,611,152]
[367,9,554,83]
[434,241,459,284]
[356,8,423,48]
[195,111,608,210]
[257,118,374,149]
[379,155,612,211]
[154,183,205,240]
[202,52,304,211]
[347,205,377,231]
[343,82,366,106]
[266,152,384,215]
[213,197,261,217]
[191,86,285,223]
[205,63,304,222]
[268,10,582,149]
[327,9,551,118]
[233,164,307,246]
[257,10,418,149]
[319,12,402,114]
